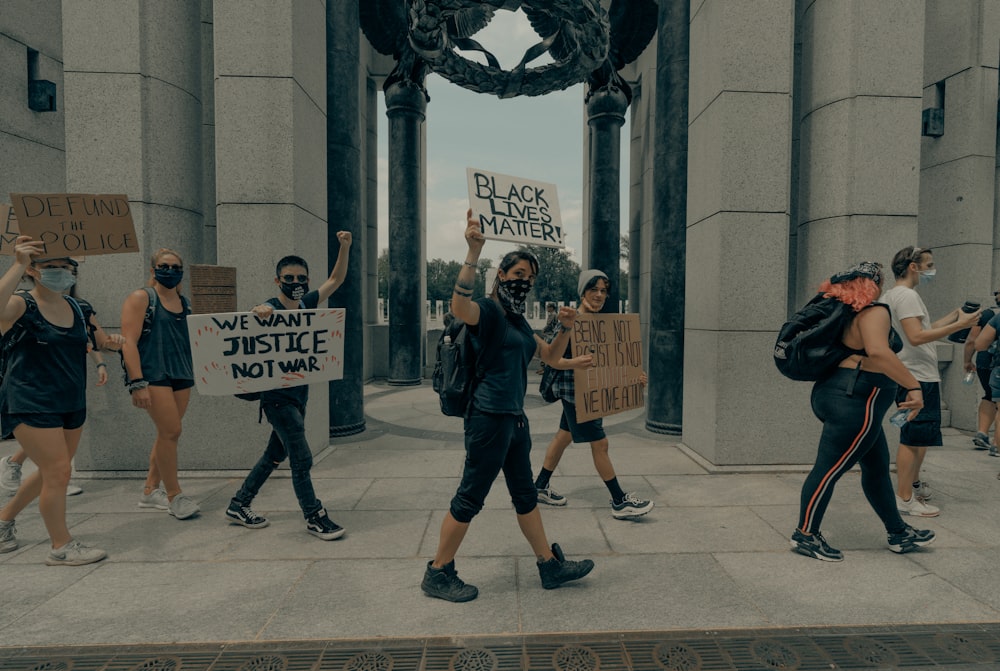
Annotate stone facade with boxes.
[2,1,999,467]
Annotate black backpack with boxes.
[1,291,88,388]
[773,293,854,381]
[432,309,507,417]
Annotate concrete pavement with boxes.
[2,379,1000,649]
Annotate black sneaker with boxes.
[537,543,594,589]
[791,529,843,562]
[305,508,345,540]
[225,502,269,529]
[421,560,479,602]
[887,524,936,554]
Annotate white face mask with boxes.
[919,268,937,284]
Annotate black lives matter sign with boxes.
[466,168,565,249]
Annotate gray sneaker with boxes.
[137,488,169,510]
[45,539,107,566]
[973,432,991,450]
[168,494,200,520]
[66,484,83,496]
[0,519,17,553]
[990,444,999,458]
[0,456,22,492]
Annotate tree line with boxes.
[377,238,628,307]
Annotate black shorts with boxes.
[894,381,942,447]
[977,366,993,401]
[558,398,606,443]
[149,378,195,391]
[2,408,87,437]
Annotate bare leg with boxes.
[588,437,615,481]
[516,508,555,561]
[541,430,572,471]
[977,399,997,436]
[896,444,923,499]
[144,386,191,499]
[431,512,471,568]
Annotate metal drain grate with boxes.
[2,624,999,671]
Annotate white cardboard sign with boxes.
[188,309,345,396]
[466,167,564,248]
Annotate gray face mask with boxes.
[37,268,77,293]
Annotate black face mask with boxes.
[154,268,183,289]
[280,281,308,301]
[497,278,532,315]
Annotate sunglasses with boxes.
[156,264,183,272]
[280,274,309,283]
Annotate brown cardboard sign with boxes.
[189,264,237,314]
[0,204,18,255]
[572,313,644,422]
[9,193,139,257]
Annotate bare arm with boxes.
[451,209,484,326]
[899,309,980,347]
[315,231,352,303]
[975,323,997,353]
[857,308,923,420]
[0,236,43,330]
[536,307,593,369]
[964,324,983,371]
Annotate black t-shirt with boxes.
[260,290,320,406]
[976,307,998,368]
[469,297,537,414]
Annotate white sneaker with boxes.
[137,488,169,510]
[0,519,17,553]
[45,539,107,566]
[896,493,939,517]
[168,494,200,520]
[66,484,83,496]
[0,456,22,492]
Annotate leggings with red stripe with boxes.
[797,367,907,535]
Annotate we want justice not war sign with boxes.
[2,193,345,396]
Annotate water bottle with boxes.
[964,370,977,385]
[889,408,909,428]
[947,301,981,343]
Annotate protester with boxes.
[533,269,653,519]
[421,209,595,603]
[0,272,116,499]
[535,302,559,374]
[791,261,936,561]
[881,247,980,516]
[120,248,199,520]
[968,290,1000,457]
[224,232,352,540]
[0,238,124,564]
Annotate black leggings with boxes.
[797,367,906,535]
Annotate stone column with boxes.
[385,81,427,386]
[586,87,628,312]
[645,0,688,435]
[681,0,795,463]
[326,0,365,436]
[63,1,206,470]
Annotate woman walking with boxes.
[421,210,595,602]
[791,261,936,561]
[0,238,123,564]
[120,248,199,520]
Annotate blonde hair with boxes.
[149,247,184,296]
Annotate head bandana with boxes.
[830,261,883,287]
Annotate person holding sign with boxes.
[533,270,654,519]
[120,248,200,521]
[421,210,595,603]
[224,232,352,541]
[0,237,123,565]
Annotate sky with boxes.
[375,9,629,267]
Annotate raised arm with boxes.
[0,236,43,330]
[315,231,352,303]
[451,209,484,326]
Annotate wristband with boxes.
[905,387,922,393]
[559,324,571,334]
[463,261,478,269]
[95,362,107,369]
[453,286,472,297]
[127,378,149,393]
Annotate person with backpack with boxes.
[533,269,653,519]
[791,261,937,562]
[967,291,1000,456]
[120,248,200,521]
[0,237,124,564]
[0,271,119,501]
[881,246,981,516]
[421,210,595,603]
[223,232,352,540]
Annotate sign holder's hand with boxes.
[465,208,485,254]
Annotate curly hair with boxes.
[819,277,880,312]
